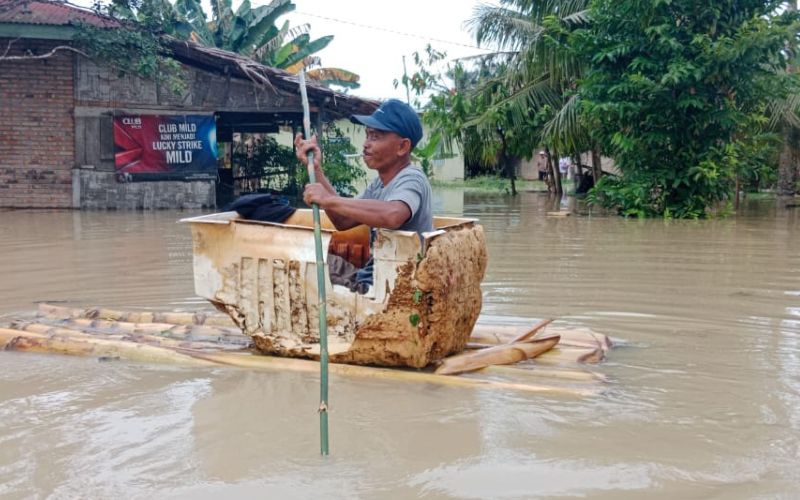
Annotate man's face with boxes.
[362,127,409,171]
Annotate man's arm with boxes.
[323,196,411,230]
[303,183,411,230]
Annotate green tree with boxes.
[295,124,366,197]
[400,45,542,194]
[579,0,797,217]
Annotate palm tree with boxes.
[467,0,593,193]
[775,1,800,196]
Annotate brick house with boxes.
[0,0,376,209]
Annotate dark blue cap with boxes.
[351,99,423,149]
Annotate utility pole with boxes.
[402,55,411,105]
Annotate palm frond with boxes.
[767,92,800,129]
[541,93,588,151]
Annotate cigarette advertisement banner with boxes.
[113,115,218,181]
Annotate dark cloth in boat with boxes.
[224,194,296,223]
[327,254,370,294]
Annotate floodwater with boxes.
[1,190,799,499]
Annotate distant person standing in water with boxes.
[535,150,549,181]
[559,156,571,180]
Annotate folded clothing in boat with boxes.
[223,193,296,223]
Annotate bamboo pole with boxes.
[299,69,330,455]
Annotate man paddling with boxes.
[294,99,433,234]
[294,99,433,291]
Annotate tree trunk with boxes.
[544,146,555,193]
[572,151,582,189]
[591,148,603,185]
[778,125,798,196]
[497,130,517,195]
[550,147,563,195]
[779,1,799,197]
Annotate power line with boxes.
[293,10,494,52]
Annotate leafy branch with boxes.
[0,37,90,61]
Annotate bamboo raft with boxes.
[1,211,614,396]
[0,303,612,397]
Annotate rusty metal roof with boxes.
[0,0,120,28]
[166,38,379,118]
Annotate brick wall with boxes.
[75,169,215,209]
[0,38,75,208]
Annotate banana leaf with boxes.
[238,0,295,57]
[280,35,333,69]
[307,67,361,89]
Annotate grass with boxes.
[431,176,550,192]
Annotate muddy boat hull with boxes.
[182,211,488,368]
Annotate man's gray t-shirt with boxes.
[360,165,433,233]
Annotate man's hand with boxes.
[303,182,335,207]
[294,133,322,171]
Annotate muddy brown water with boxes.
[1,191,798,499]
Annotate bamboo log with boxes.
[46,317,248,343]
[471,324,612,351]
[435,335,561,375]
[35,304,612,354]
[508,319,554,343]
[180,350,599,397]
[468,340,604,364]
[10,322,241,351]
[481,364,609,383]
[548,328,612,350]
[534,346,605,365]
[37,303,235,327]
[0,327,597,397]
[0,328,214,366]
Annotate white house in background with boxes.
[277,119,465,183]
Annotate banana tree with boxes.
[170,0,353,86]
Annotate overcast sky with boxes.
[72,0,494,101]
[284,0,494,100]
